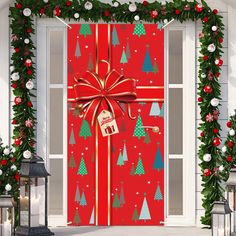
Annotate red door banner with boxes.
[67,24,164,226]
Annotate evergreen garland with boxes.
[8,0,225,226]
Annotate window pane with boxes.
[169,159,183,215]
[49,159,63,215]
[50,30,63,84]
[169,31,183,84]
[50,88,63,154]
[169,88,183,154]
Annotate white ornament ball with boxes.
[43,0,49,2]
[74,13,80,19]
[219,165,224,172]
[23,8,32,17]
[210,98,220,107]
[203,154,212,162]
[229,129,235,136]
[207,44,216,53]
[3,148,10,155]
[129,3,137,12]
[134,15,140,21]
[163,19,168,24]
[222,146,227,153]
[84,1,93,10]
[24,38,30,44]
[212,25,218,32]
[5,184,12,192]
[0,170,2,176]
[231,111,236,117]
[11,165,17,171]
[23,150,32,159]
[10,66,15,72]
[201,73,206,78]
[11,72,20,81]
[26,80,34,90]
[113,2,119,7]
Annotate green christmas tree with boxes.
[130,163,135,176]
[133,114,146,139]
[89,207,94,224]
[132,206,139,222]
[112,25,120,46]
[80,190,87,207]
[112,192,121,208]
[134,155,145,176]
[144,130,151,144]
[74,208,81,225]
[69,154,76,168]
[153,144,164,171]
[77,157,88,176]
[153,59,159,74]
[75,39,81,58]
[142,45,154,73]
[139,193,151,222]
[79,24,92,37]
[75,183,80,203]
[154,183,163,201]
[117,151,124,166]
[120,49,128,64]
[133,24,146,37]
[79,119,92,140]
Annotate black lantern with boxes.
[0,195,15,236]
[15,156,54,236]
[212,200,232,236]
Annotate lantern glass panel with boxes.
[225,214,231,235]
[30,177,46,227]
[0,208,13,236]
[20,177,30,226]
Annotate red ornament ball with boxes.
[213,128,219,134]
[14,173,20,181]
[219,38,224,44]
[27,70,33,75]
[14,97,22,105]
[212,137,221,146]
[14,138,22,146]
[39,8,45,14]
[215,72,220,78]
[26,28,32,34]
[66,1,72,6]
[54,6,61,17]
[24,59,32,67]
[1,160,7,166]
[227,155,233,162]
[228,140,234,148]
[200,132,205,137]
[104,10,110,17]
[11,83,17,89]
[16,3,22,9]
[203,17,209,23]
[215,58,223,66]
[175,9,181,15]
[150,10,158,19]
[198,97,203,102]
[15,48,20,53]
[203,169,211,177]
[143,1,148,6]
[203,85,212,93]
[203,55,209,61]
[227,121,232,128]
[12,119,18,125]
[27,101,33,107]
[195,4,203,13]
[213,9,219,14]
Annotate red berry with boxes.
[227,121,232,128]
[15,173,20,181]
[175,9,181,15]
[215,72,220,77]
[227,155,233,162]
[16,3,22,9]
[66,1,72,6]
[11,83,17,89]
[213,128,219,134]
[198,97,203,102]
[212,137,221,146]
[12,119,18,125]
[104,10,110,17]
[15,48,20,53]
[228,140,234,148]
[219,38,224,43]
[39,8,45,14]
[203,17,209,23]
[143,1,148,6]
[14,138,22,146]
[1,160,7,166]
[27,101,33,107]
[213,9,219,14]
[203,169,211,177]
[200,132,205,137]
[26,28,32,34]
[203,55,209,61]
[27,70,33,75]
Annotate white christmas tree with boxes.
[89,207,94,224]
[122,141,128,161]
[139,193,151,222]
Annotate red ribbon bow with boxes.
[73,61,137,125]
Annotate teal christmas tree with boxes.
[159,103,164,118]
[120,48,128,64]
[74,208,81,225]
[139,193,151,222]
[149,102,161,117]
[80,190,87,207]
[133,114,146,139]
[133,24,146,37]
[122,141,128,161]
[154,183,163,201]
[117,150,124,166]
[89,207,94,224]
[126,38,131,59]
[79,24,92,37]
[142,45,154,73]
[69,127,76,145]
[132,206,139,222]
[78,157,88,176]
[120,182,125,205]
[112,192,121,208]
[75,39,81,58]
[134,155,145,176]
[153,144,164,171]
[75,183,80,203]
[112,25,120,46]
[79,119,92,140]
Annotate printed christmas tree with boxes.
[69,154,76,168]
[120,48,128,64]
[74,208,81,225]
[75,39,81,58]
[112,25,120,46]
[139,193,151,222]
[149,102,161,117]
[133,114,146,139]
[117,151,124,166]
[78,157,88,176]
[153,59,159,74]
[80,190,87,207]
[79,24,92,38]
[112,192,121,209]
[130,163,135,176]
[120,182,125,205]
[68,60,74,74]
[159,103,164,118]
[120,118,126,132]
[79,119,92,140]
[153,144,164,171]
[75,183,80,203]
[134,155,145,176]
[126,38,131,59]
[132,206,139,222]
[69,127,76,145]
[133,24,146,37]
[89,207,94,224]
[87,54,94,71]
[142,45,154,73]
[144,130,151,144]
[122,141,128,161]
[154,183,163,201]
